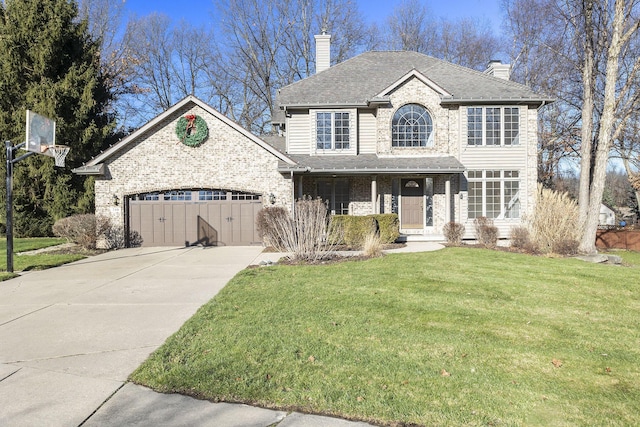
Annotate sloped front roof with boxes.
[73,96,295,175]
[276,51,552,108]
[278,154,465,175]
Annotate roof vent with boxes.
[314,32,331,74]
[485,59,511,80]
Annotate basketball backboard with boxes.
[26,110,55,153]
[25,110,69,167]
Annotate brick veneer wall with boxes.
[94,103,293,229]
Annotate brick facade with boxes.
[94,101,293,230]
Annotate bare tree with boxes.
[575,0,640,253]
[214,0,374,133]
[386,0,435,52]
[505,0,640,252]
[385,1,502,70]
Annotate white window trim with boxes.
[467,170,521,220]
[467,106,520,147]
[310,109,356,155]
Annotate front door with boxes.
[401,179,423,229]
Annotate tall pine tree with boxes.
[0,0,114,236]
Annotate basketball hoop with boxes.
[44,145,70,167]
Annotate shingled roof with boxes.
[275,51,552,109]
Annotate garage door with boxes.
[128,190,263,247]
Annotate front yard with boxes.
[131,248,640,426]
[0,237,86,280]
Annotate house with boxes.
[271,34,551,241]
[599,203,616,226]
[74,34,551,247]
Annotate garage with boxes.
[128,189,263,247]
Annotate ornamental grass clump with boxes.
[525,185,580,254]
[362,230,383,258]
[257,197,339,261]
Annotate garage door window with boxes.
[199,190,227,200]
[231,191,260,201]
[164,190,192,201]
[142,192,159,201]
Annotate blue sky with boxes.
[123,0,504,35]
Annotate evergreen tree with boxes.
[0,0,115,236]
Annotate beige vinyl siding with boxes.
[459,106,533,239]
[460,146,528,170]
[310,108,357,156]
[358,109,377,154]
[286,110,311,154]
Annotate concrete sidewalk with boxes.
[0,243,441,426]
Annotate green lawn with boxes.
[130,248,640,426]
[0,237,85,280]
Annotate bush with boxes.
[331,214,399,247]
[510,226,531,249]
[525,185,580,254]
[103,226,143,249]
[474,217,499,248]
[256,197,338,261]
[552,239,579,256]
[443,222,465,245]
[256,206,289,248]
[52,214,110,250]
[369,214,400,244]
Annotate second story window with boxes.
[467,106,520,146]
[392,104,434,147]
[316,112,350,150]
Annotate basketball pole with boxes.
[5,141,35,273]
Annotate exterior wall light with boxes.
[113,194,119,206]
[268,193,276,204]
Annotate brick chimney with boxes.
[314,31,331,74]
[485,59,511,80]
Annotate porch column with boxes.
[297,175,303,200]
[445,177,451,223]
[371,175,377,214]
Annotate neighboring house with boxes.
[74,33,551,247]
[599,203,616,226]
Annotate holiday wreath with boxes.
[175,114,208,147]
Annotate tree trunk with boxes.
[579,0,627,253]
[578,0,595,229]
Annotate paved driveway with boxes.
[0,246,264,426]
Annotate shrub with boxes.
[552,239,579,256]
[510,226,530,249]
[525,185,580,254]
[443,222,465,245]
[103,226,143,249]
[256,206,289,248]
[362,231,383,258]
[369,214,400,244]
[474,217,499,248]
[52,214,110,250]
[257,197,339,261]
[331,214,399,247]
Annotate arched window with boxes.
[392,104,433,147]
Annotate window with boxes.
[141,192,159,201]
[392,104,433,147]
[199,190,226,201]
[317,180,349,215]
[467,107,520,146]
[467,170,520,219]
[316,112,350,150]
[163,190,191,201]
[231,191,260,201]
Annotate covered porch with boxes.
[279,155,465,241]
